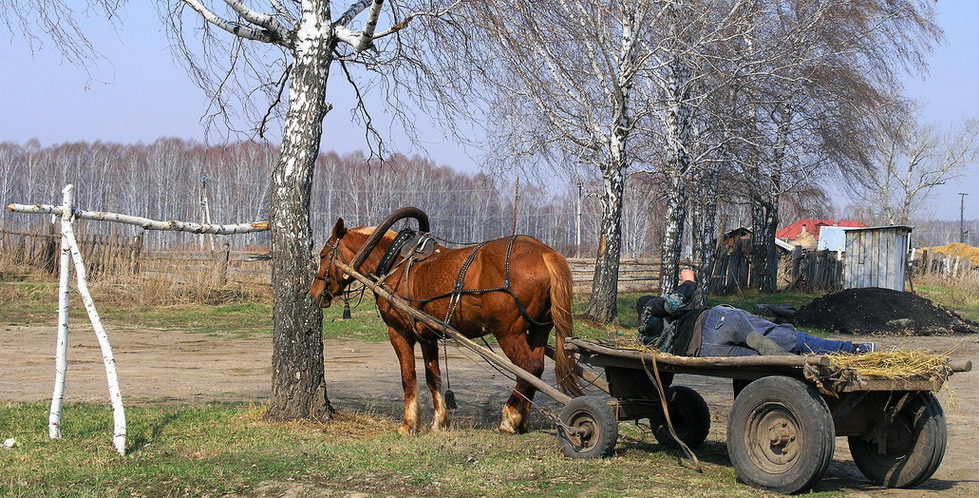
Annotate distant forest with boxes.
[0,139,970,254]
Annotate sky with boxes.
[1,1,977,220]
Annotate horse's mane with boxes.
[350,226,398,242]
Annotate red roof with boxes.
[776,219,867,241]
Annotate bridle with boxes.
[313,238,346,307]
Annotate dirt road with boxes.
[1,324,976,495]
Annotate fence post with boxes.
[129,232,144,275]
[49,186,73,439]
[219,242,231,285]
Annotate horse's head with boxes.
[311,218,352,308]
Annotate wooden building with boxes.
[843,226,913,291]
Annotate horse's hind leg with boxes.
[496,324,547,434]
[388,327,420,436]
[420,339,451,431]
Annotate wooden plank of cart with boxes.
[337,260,971,494]
[565,337,972,494]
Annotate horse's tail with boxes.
[542,251,584,397]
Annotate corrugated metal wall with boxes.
[844,227,912,291]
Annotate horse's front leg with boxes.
[388,327,420,436]
[496,325,547,434]
[420,339,451,431]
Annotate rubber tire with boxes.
[727,376,835,494]
[848,392,947,488]
[654,386,711,450]
[557,396,619,459]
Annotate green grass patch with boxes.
[321,300,389,342]
[916,284,979,322]
[0,402,776,497]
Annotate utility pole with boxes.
[959,192,969,244]
[575,180,583,257]
[510,177,520,236]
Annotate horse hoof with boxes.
[397,424,417,437]
[498,421,519,434]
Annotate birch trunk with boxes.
[48,185,73,439]
[265,5,333,421]
[61,204,126,455]
[750,199,767,290]
[583,15,637,324]
[659,58,693,296]
[660,174,687,295]
[690,160,719,307]
[584,160,626,322]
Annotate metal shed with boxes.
[843,225,913,291]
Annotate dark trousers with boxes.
[698,306,856,357]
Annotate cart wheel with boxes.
[848,392,947,488]
[556,396,618,459]
[654,386,711,450]
[727,376,834,494]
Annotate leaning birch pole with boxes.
[48,185,74,439]
[6,203,268,235]
[60,207,127,456]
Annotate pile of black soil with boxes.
[795,287,979,336]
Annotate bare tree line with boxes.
[2,138,846,257]
[0,138,653,254]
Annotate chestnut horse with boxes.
[311,218,582,435]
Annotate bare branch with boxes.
[181,0,280,44]
[221,0,292,43]
[335,0,375,27]
[373,1,462,39]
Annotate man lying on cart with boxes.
[636,269,875,356]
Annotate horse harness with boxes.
[319,230,554,331]
[378,232,553,330]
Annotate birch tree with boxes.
[862,113,979,225]
[7,0,460,421]
[420,1,659,323]
[164,0,470,420]
[727,0,940,291]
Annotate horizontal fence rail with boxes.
[3,227,663,293]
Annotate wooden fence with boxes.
[710,239,844,294]
[709,239,751,294]
[783,248,843,292]
[3,227,666,292]
[567,258,660,294]
[913,248,977,279]
[1,226,142,280]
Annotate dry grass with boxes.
[0,259,270,307]
[926,242,979,265]
[828,349,952,380]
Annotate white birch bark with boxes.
[48,185,74,439]
[659,57,693,295]
[61,208,127,456]
[6,203,268,235]
[266,0,333,420]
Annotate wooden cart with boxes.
[562,338,972,494]
[337,259,971,494]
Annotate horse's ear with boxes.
[332,218,347,239]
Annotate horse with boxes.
[310,215,583,436]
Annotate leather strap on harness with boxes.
[432,236,552,328]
